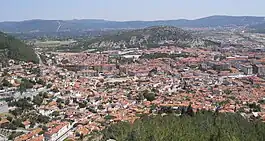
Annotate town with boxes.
[2,1,265,140]
[1,39,265,140]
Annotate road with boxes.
[0,128,29,133]
[36,52,43,65]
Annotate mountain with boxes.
[0,32,38,63]
[1,16,265,33]
[81,26,220,49]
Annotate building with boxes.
[240,64,253,75]
[77,70,97,77]
[206,61,231,71]
[253,64,265,76]
[15,128,43,141]
[44,122,71,141]
[0,101,8,114]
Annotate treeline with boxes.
[101,111,265,141]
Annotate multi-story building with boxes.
[253,64,265,76]
[240,64,253,75]
[44,122,71,141]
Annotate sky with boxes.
[1,0,265,22]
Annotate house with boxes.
[23,120,31,129]
[15,128,42,141]
[0,119,9,127]
[28,136,45,141]
[77,70,97,77]
[0,101,8,114]
[44,122,71,141]
[39,108,54,116]
[75,126,89,138]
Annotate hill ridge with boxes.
[1,15,265,33]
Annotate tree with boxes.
[36,79,45,85]
[2,79,12,87]
[37,115,49,123]
[51,111,60,117]
[143,92,156,101]
[224,89,232,95]
[19,83,27,94]
[12,119,24,128]
[7,116,13,122]
[56,98,63,103]
[79,101,87,108]
[65,99,70,105]
[46,83,53,88]
[33,95,43,106]
[186,104,194,116]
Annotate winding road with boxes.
[36,52,43,65]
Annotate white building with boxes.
[44,122,71,141]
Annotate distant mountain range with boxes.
[1,15,265,33]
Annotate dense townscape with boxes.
[1,15,265,141]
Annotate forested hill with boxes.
[101,112,265,141]
[81,26,220,49]
[0,32,38,63]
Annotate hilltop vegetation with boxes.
[0,32,38,63]
[81,26,220,49]
[101,112,265,141]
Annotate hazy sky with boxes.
[1,0,265,21]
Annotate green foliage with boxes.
[8,132,23,140]
[0,32,38,63]
[104,115,116,120]
[37,115,50,123]
[19,78,34,93]
[9,98,33,110]
[143,92,156,102]
[33,95,44,106]
[46,83,53,88]
[102,112,265,141]
[7,116,13,122]
[51,111,60,117]
[247,102,261,112]
[78,101,87,108]
[2,79,12,87]
[224,89,232,95]
[12,119,25,128]
[38,130,45,135]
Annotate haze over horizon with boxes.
[1,0,265,22]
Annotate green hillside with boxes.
[82,26,220,49]
[0,32,38,63]
[101,112,265,141]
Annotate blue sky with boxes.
[1,0,265,21]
